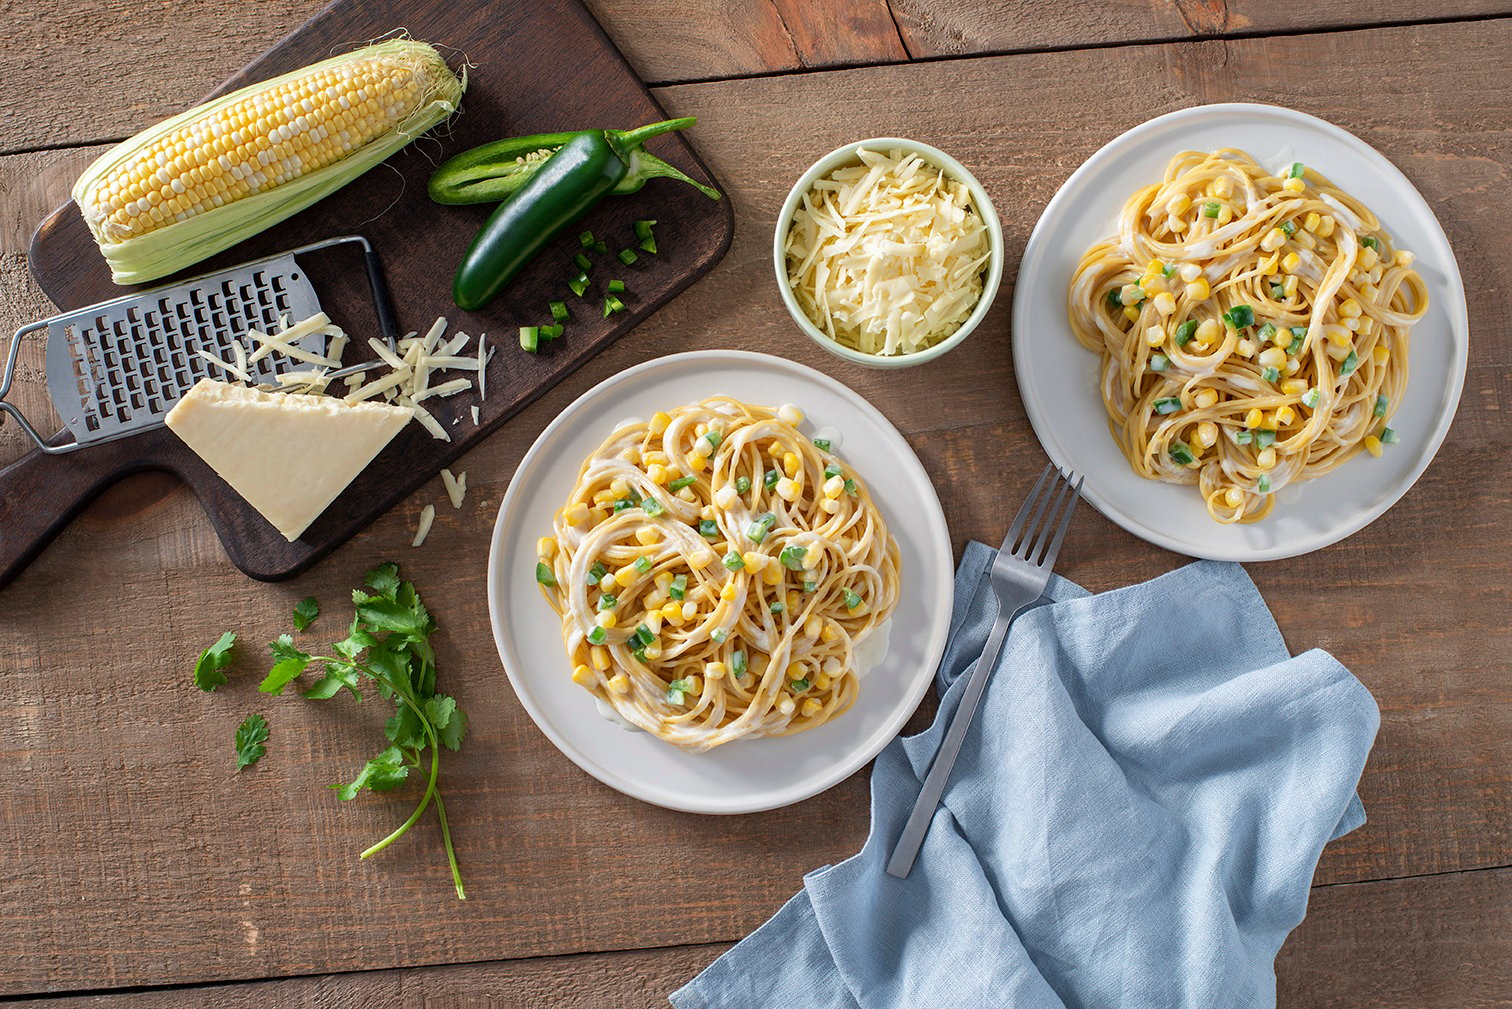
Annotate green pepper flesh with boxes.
[452,132,625,311]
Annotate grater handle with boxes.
[286,235,398,345]
[359,239,399,344]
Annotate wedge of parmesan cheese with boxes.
[784,147,990,356]
[165,379,413,542]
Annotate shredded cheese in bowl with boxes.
[784,146,991,357]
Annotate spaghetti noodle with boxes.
[1067,149,1427,522]
[536,397,900,752]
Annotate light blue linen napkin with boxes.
[672,542,1378,1009]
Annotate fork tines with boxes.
[1005,463,1084,569]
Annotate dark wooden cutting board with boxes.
[7,0,732,588]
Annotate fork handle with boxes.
[885,603,1024,879]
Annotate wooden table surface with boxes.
[1,2,1508,1005]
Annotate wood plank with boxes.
[890,0,1512,56]
[5,868,1506,1007]
[0,0,908,156]
[0,942,734,1008]
[586,0,908,84]
[0,15,1508,996]
[1277,868,1512,1007]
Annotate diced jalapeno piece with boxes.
[746,513,777,543]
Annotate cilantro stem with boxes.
[319,655,464,899]
[358,716,440,861]
[434,793,465,900]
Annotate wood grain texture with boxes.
[10,0,731,587]
[0,11,1507,1000]
[8,0,1507,157]
[890,0,1512,56]
[586,0,908,83]
[4,868,1506,1007]
[0,0,909,156]
[1278,869,1512,1008]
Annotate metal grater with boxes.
[0,235,396,454]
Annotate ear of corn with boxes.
[73,37,464,285]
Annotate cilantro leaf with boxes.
[193,631,237,692]
[260,634,311,694]
[235,713,269,770]
[425,694,468,751]
[364,562,401,600]
[355,595,432,639]
[364,644,410,700]
[384,704,426,749]
[293,596,320,632]
[333,616,380,661]
[333,745,409,800]
[302,660,361,700]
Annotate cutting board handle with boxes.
[0,443,140,589]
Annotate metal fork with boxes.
[885,463,1084,879]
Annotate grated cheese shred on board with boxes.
[784,147,990,356]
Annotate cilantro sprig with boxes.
[258,563,468,899]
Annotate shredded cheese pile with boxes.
[784,147,990,356]
[341,316,493,443]
[198,312,493,443]
[196,311,348,390]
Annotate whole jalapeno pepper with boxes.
[448,119,720,311]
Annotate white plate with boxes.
[1012,103,1468,561]
[487,351,953,813]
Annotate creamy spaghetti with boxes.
[535,397,901,752]
[1068,149,1427,522]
